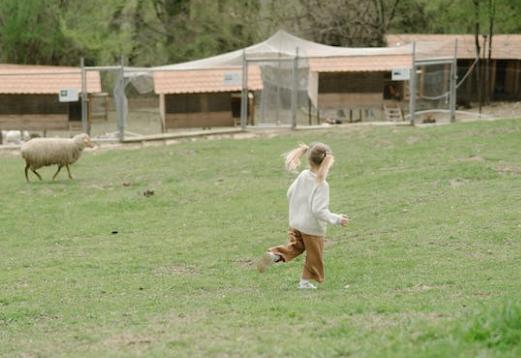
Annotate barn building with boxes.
[0,64,104,136]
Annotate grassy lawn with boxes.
[1,119,521,357]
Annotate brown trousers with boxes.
[269,228,325,283]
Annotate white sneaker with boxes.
[257,252,279,273]
[298,279,317,289]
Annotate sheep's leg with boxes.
[31,168,42,181]
[24,163,30,182]
[52,165,63,180]
[65,164,73,179]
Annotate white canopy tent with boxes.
[153,30,415,71]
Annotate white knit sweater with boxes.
[287,169,342,236]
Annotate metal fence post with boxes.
[409,42,417,126]
[450,39,458,123]
[80,57,89,134]
[291,47,299,129]
[117,56,125,141]
[240,50,248,130]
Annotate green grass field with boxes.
[1,119,521,357]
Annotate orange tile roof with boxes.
[0,64,102,94]
[153,66,263,94]
[308,55,412,72]
[386,34,521,60]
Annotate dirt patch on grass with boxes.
[394,283,447,293]
[449,178,468,188]
[494,163,521,175]
[352,311,448,331]
[104,333,153,348]
[18,353,38,358]
[230,258,256,268]
[465,155,485,162]
[153,264,196,276]
[406,136,420,145]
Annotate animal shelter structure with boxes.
[387,34,521,104]
[150,31,416,128]
[153,66,262,129]
[0,64,106,135]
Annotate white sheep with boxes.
[21,133,94,182]
[2,130,30,144]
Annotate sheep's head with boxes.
[74,133,95,148]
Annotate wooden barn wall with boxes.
[165,112,234,129]
[317,72,385,108]
[0,94,69,130]
[0,94,67,115]
[457,59,521,105]
[0,114,69,130]
[164,92,234,128]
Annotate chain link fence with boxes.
[3,43,521,144]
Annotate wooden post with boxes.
[159,94,166,132]
[513,60,519,96]
[248,92,255,125]
[490,59,496,100]
[308,99,312,125]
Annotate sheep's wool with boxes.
[21,134,88,170]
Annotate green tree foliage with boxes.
[59,0,135,65]
[0,0,79,64]
[0,0,520,66]
[389,0,521,34]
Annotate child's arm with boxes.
[339,215,349,226]
[311,183,343,225]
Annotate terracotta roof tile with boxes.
[0,64,102,94]
[153,66,262,94]
[386,34,521,60]
[308,55,412,72]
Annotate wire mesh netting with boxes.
[414,63,453,122]
[4,32,521,144]
[252,56,311,127]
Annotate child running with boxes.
[257,142,348,289]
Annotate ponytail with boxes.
[284,144,309,172]
[316,153,334,183]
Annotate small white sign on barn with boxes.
[223,72,242,86]
[59,88,79,102]
[392,68,410,81]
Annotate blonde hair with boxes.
[284,142,334,183]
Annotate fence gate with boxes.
[409,40,458,125]
[240,49,314,129]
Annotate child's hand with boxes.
[339,215,349,226]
